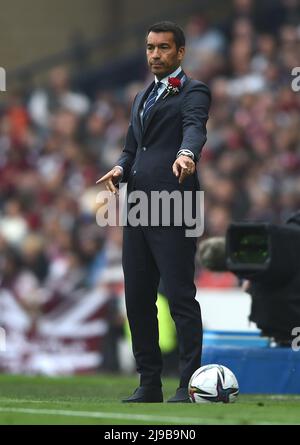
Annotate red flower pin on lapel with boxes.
[163,77,181,99]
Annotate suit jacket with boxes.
[117,74,211,225]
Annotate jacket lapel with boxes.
[134,82,154,140]
[142,88,165,135]
[142,71,189,136]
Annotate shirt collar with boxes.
[155,66,182,87]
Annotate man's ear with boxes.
[178,46,185,62]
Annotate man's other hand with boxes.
[172,155,195,184]
[96,166,123,194]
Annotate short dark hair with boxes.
[147,21,185,50]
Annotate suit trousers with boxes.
[122,224,203,388]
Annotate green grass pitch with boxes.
[0,374,299,425]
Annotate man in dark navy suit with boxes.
[97,21,211,402]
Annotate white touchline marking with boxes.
[269,395,300,400]
[0,406,298,425]
[0,407,202,424]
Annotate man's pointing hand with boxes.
[172,155,195,184]
[96,166,123,194]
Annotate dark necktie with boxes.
[142,81,162,124]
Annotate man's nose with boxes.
[152,47,161,58]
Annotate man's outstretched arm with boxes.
[179,82,211,162]
[116,120,138,182]
[115,94,139,182]
[96,96,138,192]
[172,82,211,183]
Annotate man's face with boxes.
[146,31,185,79]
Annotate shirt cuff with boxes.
[114,165,123,181]
[176,149,194,161]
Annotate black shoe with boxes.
[167,387,191,403]
[122,386,163,403]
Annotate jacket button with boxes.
[133,170,136,175]
[142,146,147,151]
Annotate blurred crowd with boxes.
[0,0,299,306]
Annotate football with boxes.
[188,364,239,403]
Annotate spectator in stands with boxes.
[28,65,90,131]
